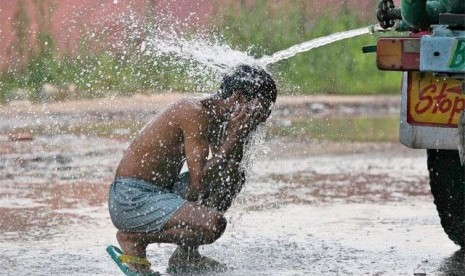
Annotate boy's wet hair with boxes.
[219,64,277,102]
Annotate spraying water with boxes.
[123,13,371,91]
[259,27,370,66]
[137,25,371,73]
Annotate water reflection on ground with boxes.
[0,133,462,275]
[0,95,462,275]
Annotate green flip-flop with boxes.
[106,245,160,276]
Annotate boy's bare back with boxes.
[115,99,210,189]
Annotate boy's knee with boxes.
[215,215,227,235]
[204,214,227,244]
[226,162,240,173]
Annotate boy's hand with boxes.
[227,102,262,141]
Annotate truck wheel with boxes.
[427,149,465,247]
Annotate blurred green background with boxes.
[0,0,402,103]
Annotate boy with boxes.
[107,64,277,275]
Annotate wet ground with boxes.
[0,94,463,276]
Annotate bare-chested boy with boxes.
[106,64,277,276]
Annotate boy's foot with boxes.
[115,231,156,275]
[167,247,228,273]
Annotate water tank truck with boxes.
[366,0,464,247]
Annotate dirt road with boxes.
[0,94,463,275]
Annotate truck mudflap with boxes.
[400,72,465,149]
[458,110,465,164]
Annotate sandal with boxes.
[106,245,160,276]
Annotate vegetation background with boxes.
[0,0,401,103]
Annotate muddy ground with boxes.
[0,94,463,276]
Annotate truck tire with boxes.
[427,149,465,247]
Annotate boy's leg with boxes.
[116,202,226,273]
[167,162,246,271]
[202,161,246,212]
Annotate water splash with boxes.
[118,12,371,92]
[120,13,261,92]
[259,27,370,66]
[242,124,269,176]
[140,28,258,74]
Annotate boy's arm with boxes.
[183,129,245,201]
[180,110,238,202]
[182,102,259,201]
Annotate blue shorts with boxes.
[108,172,189,233]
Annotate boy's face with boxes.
[250,98,273,125]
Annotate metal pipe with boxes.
[401,0,443,30]
[401,0,464,30]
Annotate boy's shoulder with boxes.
[167,98,203,115]
[167,98,209,129]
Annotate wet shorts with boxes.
[108,172,189,233]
